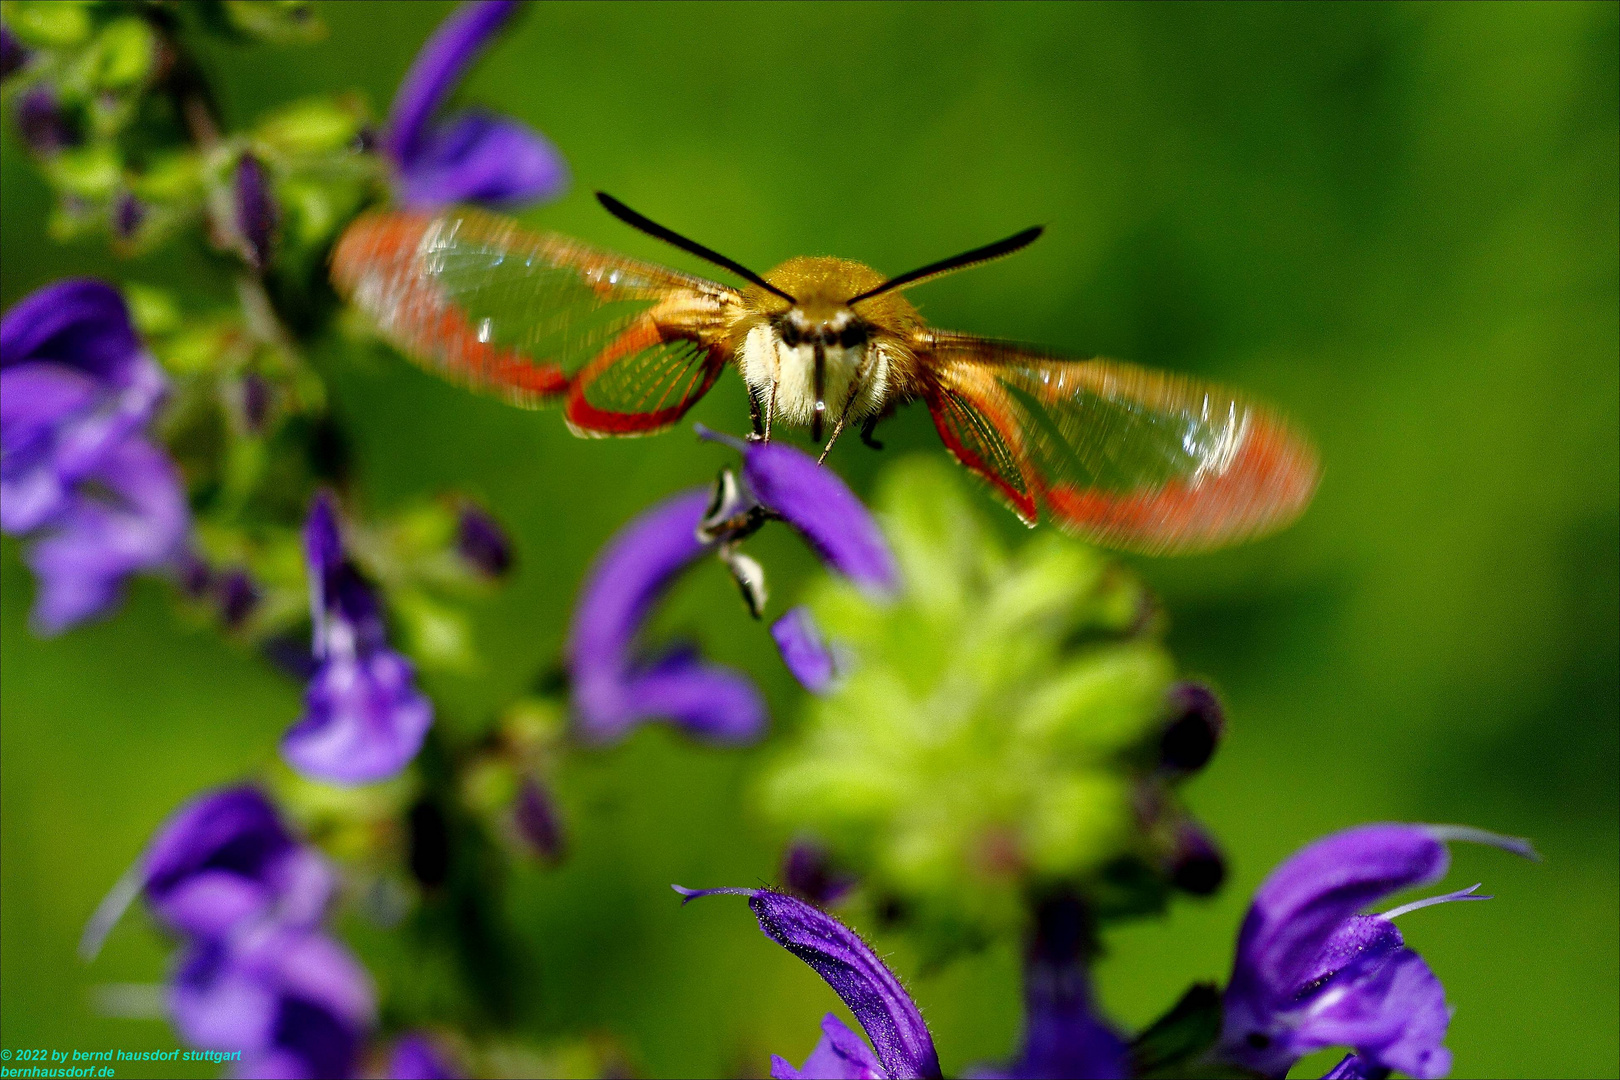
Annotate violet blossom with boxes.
[279,493,433,784]
[1,279,187,634]
[566,429,896,746]
[1217,822,1536,1079]
[82,785,376,1079]
[387,1033,463,1079]
[383,0,567,209]
[971,897,1126,1080]
[675,886,942,1080]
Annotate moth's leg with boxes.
[860,415,885,451]
[747,388,765,442]
[763,381,777,445]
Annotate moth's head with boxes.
[752,255,916,342]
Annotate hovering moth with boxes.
[331,193,1318,553]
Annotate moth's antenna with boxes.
[849,226,1044,305]
[597,192,796,303]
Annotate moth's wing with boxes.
[916,333,1320,553]
[332,210,739,431]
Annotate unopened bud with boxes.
[456,504,512,578]
[240,372,272,433]
[1159,682,1224,774]
[782,840,854,906]
[1168,823,1226,896]
[218,568,261,629]
[15,86,75,153]
[512,776,565,864]
[232,153,276,271]
[2,26,32,80]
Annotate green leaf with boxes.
[86,17,155,89]
[255,97,364,157]
[2,1,94,48]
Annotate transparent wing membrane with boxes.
[332,211,738,414]
[921,334,1319,553]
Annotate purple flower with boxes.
[171,923,375,1079]
[1218,823,1536,1079]
[675,886,942,1080]
[280,494,433,785]
[388,1033,462,1079]
[383,0,566,209]
[2,280,187,633]
[1,25,30,80]
[782,840,856,907]
[233,153,278,271]
[512,775,565,863]
[455,502,512,577]
[772,607,838,693]
[971,897,1126,1080]
[13,84,75,153]
[567,432,896,745]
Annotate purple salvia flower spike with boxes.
[567,489,766,745]
[384,0,566,209]
[1220,822,1535,1080]
[773,1013,885,1080]
[677,886,942,1080]
[772,606,837,693]
[698,425,898,595]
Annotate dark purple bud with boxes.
[112,192,146,241]
[1,26,30,80]
[1169,823,1226,896]
[1159,682,1224,774]
[512,775,565,863]
[218,567,261,629]
[232,153,276,271]
[240,372,271,433]
[456,503,512,577]
[15,85,75,153]
[782,840,855,906]
[177,550,214,598]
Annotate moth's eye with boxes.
[779,321,801,347]
[840,323,868,349]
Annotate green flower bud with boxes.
[255,96,366,157]
[45,142,119,198]
[220,0,325,43]
[83,16,154,90]
[760,457,1192,952]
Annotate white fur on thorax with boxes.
[738,324,892,427]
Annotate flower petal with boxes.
[389,1033,462,1079]
[394,110,567,209]
[617,652,767,744]
[682,887,941,1079]
[1227,824,1451,1003]
[699,427,898,594]
[1,279,141,382]
[282,649,435,784]
[23,436,187,634]
[384,0,518,163]
[771,606,837,692]
[1297,948,1453,1080]
[773,1013,885,1079]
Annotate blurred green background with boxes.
[3,2,1616,1077]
